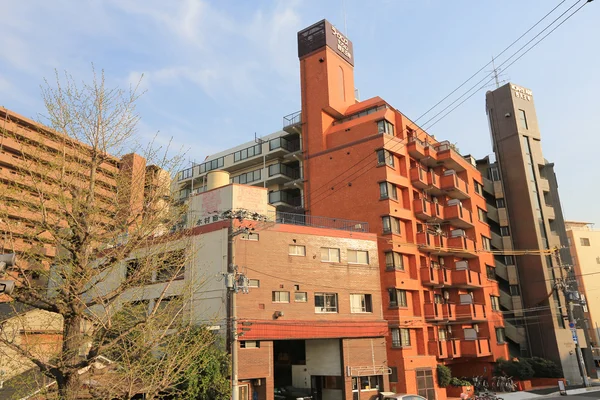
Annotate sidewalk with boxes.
[477,383,600,400]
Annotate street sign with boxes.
[571,328,578,344]
[569,322,575,329]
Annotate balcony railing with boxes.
[268,163,300,179]
[269,136,301,152]
[266,211,369,233]
[461,338,492,357]
[283,110,301,129]
[268,191,302,207]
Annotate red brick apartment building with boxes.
[289,20,509,397]
[184,177,389,400]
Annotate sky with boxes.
[0,0,598,225]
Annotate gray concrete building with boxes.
[483,82,594,383]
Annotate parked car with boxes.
[379,393,427,400]
[274,386,313,400]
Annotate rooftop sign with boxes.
[298,19,354,66]
[511,84,533,101]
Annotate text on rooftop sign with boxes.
[330,25,352,61]
[511,84,533,101]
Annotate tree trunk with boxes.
[57,314,83,399]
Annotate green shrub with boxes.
[526,357,562,378]
[495,358,534,380]
[450,377,472,387]
[437,364,452,388]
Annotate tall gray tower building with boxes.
[484,83,594,383]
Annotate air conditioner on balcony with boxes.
[455,260,469,270]
[447,199,461,206]
[443,169,456,176]
[450,229,465,237]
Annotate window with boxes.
[486,265,496,280]
[350,294,373,313]
[510,285,520,296]
[377,119,394,135]
[482,235,492,251]
[315,293,338,313]
[379,182,397,200]
[389,367,398,383]
[478,208,487,223]
[504,255,515,265]
[518,109,528,130]
[388,289,407,308]
[155,250,186,282]
[474,180,483,195]
[358,375,382,391]
[500,226,510,236]
[391,328,411,347]
[241,232,259,241]
[496,328,506,344]
[496,198,506,208]
[416,369,435,400]
[489,167,500,181]
[238,385,249,400]
[199,157,224,173]
[385,251,404,271]
[295,292,307,302]
[581,238,591,246]
[248,279,260,288]
[178,167,193,181]
[233,144,262,162]
[320,247,340,263]
[376,149,394,167]
[289,245,306,256]
[382,216,401,234]
[240,341,260,348]
[272,291,290,303]
[348,249,369,264]
[231,169,262,184]
[490,295,500,311]
[438,328,448,341]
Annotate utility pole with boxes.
[554,248,590,387]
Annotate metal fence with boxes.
[267,211,369,233]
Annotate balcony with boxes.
[268,136,301,159]
[407,137,426,160]
[441,172,469,200]
[447,235,477,258]
[435,141,467,172]
[268,190,302,208]
[447,339,461,358]
[539,177,550,192]
[422,145,439,167]
[545,205,556,221]
[420,266,442,286]
[461,338,492,357]
[424,303,444,322]
[456,303,487,322]
[451,269,482,288]
[413,199,433,220]
[431,202,444,220]
[410,165,428,189]
[416,232,447,253]
[442,303,457,322]
[445,204,474,229]
[429,340,449,359]
[267,163,301,185]
[283,110,302,134]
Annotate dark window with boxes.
[490,296,500,311]
[379,182,397,200]
[232,169,262,184]
[416,369,435,400]
[474,180,483,195]
[385,252,404,271]
[478,207,487,223]
[500,226,510,236]
[199,157,224,173]
[155,250,186,282]
[581,238,591,246]
[486,265,496,280]
[382,216,401,234]
[272,291,290,303]
[496,198,506,208]
[510,285,521,296]
[489,167,500,181]
[315,293,338,313]
[496,328,506,344]
[377,120,394,135]
[504,255,515,265]
[234,144,262,162]
[391,328,411,347]
[240,341,260,348]
[376,149,394,167]
[389,367,398,383]
[389,289,407,308]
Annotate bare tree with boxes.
[0,69,227,399]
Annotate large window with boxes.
[486,265,496,280]
[489,166,500,181]
[490,295,500,311]
[272,291,290,303]
[199,157,224,173]
[377,119,394,135]
[348,250,369,264]
[496,328,506,344]
[389,289,408,308]
[482,235,492,251]
[474,180,483,195]
[315,293,338,313]
[500,226,510,236]
[289,245,306,256]
[391,328,411,347]
[518,109,528,130]
[416,369,435,400]
[231,169,261,184]
[496,198,506,208]
[295,292,307,302]
[581,238,591,246]
[233,144,262,162]
[478,207,487,223]
[178,167,193,181]
[385,251,404,271]
[379,182,398,200]
[350,294,373,313]
[376,149,394,167]
[320,247,340,263]
[382,216,401,234]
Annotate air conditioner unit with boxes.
[443,169,456,176]
[447,199,461,206]
[450,229,465,237]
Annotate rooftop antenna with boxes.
[486,56,508,89]
[254,132,267,188]
[492,56,500,88]
[342,0,348,36]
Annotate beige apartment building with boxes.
[566,221,600,345]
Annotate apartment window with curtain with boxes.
[376,149,395,167]
[377,119,395,135]
[486,265,496,280]
[315,293,338,313]
[391,328,411,347]
[478,207,487,223]
[382,216,401,234]
[496,327,506,344]
[388,289,408,308]
[385,251,404,271]
[581,238,591,246]
[379,182,398,200]
[482,235,492,251]
[272,291,290,303]
[490,295,500,311]
[496,198,506,208]
[500,226,510,236]
[320,247,340,263]
[348,250,369,264]
[350,294,373,313]
[289,244,306,256]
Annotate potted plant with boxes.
[446,377,474,398]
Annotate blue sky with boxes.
[0,0,598,225]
